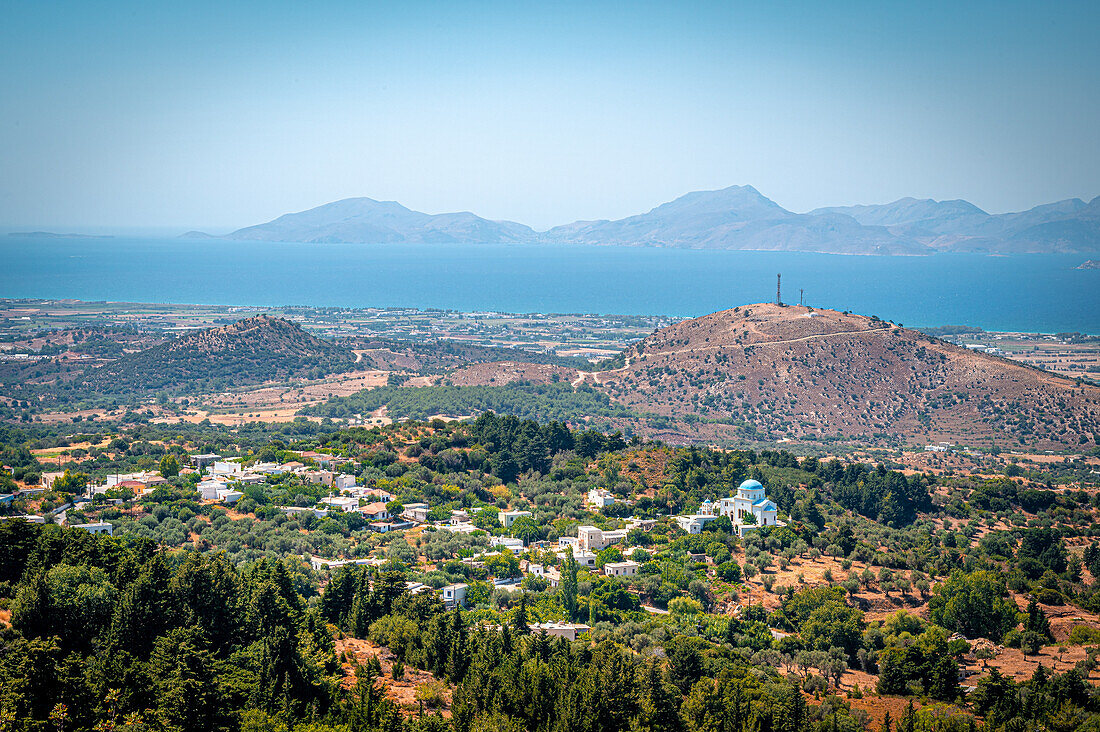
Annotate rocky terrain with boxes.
[81,315,356,394]
[594,304,1100,447]
[448,304,1100,449]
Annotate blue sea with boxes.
[2,236,1098,333]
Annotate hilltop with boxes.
[589,304,1100,448]
[81,315,355,394]
[300,303,1100,449]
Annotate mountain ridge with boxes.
[204,187,1100,255]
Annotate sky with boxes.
[1,0,1098,233]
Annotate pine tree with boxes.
[446,607,469,683]
[635,658,682,732]
[560,546,579,621]
[900,700,916,732]
[1025,596,1053,641]
[513,594,530,635]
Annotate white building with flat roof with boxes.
[587,489,616,508]
[321,495,360,513]
[441,583,468,608]
[530,623,590,641]
[576,526,627,552]
[500,510,533,528]
[675,514,720,534]
[603,560,640,578]
[75,522,113,535]
[212,461,243,475]
[491,536,525,552]
[199,480,229,501]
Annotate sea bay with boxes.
[1,236,1097,332]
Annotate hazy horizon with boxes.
[2,1,1098,232]
[5,184,1099,239]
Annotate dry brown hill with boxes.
[590,303,1100,448]
[83,315,355,394]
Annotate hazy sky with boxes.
[1,0,1098,232]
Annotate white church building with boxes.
[722,479,779,529]
[677,479,781,536]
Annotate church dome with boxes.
[738,479,763,491]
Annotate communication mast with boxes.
[775,274,782,306]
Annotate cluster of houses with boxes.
[195,457,361,506]
[7,449,790,624]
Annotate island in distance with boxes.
[196,185,1100,256]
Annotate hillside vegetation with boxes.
[3,414,1100,730]
[303,381,633,422]
[82,315,355,394]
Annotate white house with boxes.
[216,488,244,504]
[675,514,720,534]
[361,502,390,521]
[500,509,533,528]
[587,489,616,508]
[490,536,525,552]
[308,556,378,572]
[603,560,640,578]
[212,461,242,475]
[576,526,627,552]
[3,514,44,524]
[198,479,229,501]
[439,521,479,534]
[321,495,360,513]
[400,502,429,521]
[441,583,468,609]
[530,623,590,641]
[74,522,113,536]
[334,474,357,490]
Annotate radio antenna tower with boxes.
[775,273,782,306]
[800,288,804,306]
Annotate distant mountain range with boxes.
[223,197,535,245]
[200,186,1100,255]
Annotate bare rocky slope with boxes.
[585,304,1100,448]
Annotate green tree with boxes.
[50,470,88,495]
[560,546,579,621]
[634,658,682,732]
[148,626,219,732]
[928,570,1018,642]
[509,516,541,545]
[159,454,180,478]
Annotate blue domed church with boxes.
[720,479,779,533]
[678,479,781,536]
